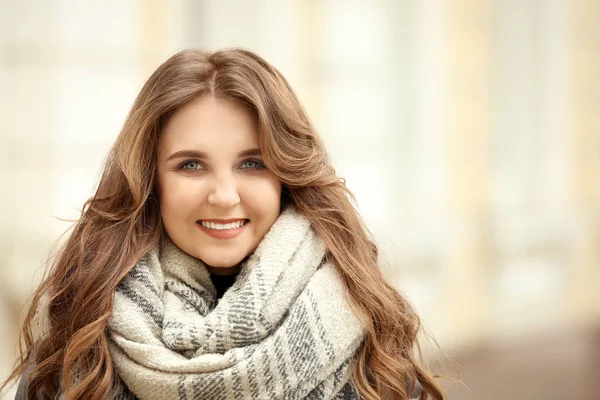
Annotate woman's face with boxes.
[156,96,282,274]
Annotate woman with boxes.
[2,49,444,399]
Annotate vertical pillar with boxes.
[443,0,492,345]
[295,0,324,130]
[138,0,177,75]
[568,0,600,322]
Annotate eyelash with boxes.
[177,159,266,171]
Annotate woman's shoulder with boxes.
[409,378,422,399]
[13,366,139,400]
[13,363,33,400]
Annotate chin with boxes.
[199,253,246,268]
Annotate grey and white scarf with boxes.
[106,207,366,399]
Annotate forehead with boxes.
[158,96,259,156]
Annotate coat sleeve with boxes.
[14,376,27,400]
[15,296,50,399]
[408,378,423,399]
[14,363,33,400]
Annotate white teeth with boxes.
[199,220,247,230]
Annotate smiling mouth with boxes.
[197,219,249,230]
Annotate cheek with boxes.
[158,175,201,218]
[247,178,282,218]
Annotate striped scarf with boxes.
[106,207,365,399]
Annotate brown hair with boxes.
[2,49,444,399]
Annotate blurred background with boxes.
[1,0,599,399]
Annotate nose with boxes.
[207,175,240,208]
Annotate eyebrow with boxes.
[165,148,262,161]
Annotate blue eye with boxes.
[240,159,266,170]
[180,161,203,171]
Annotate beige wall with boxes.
[1,0,599,398]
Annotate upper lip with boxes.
[197,218,248,223]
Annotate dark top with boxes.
[210,273,237,299]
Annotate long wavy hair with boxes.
[2,48,444,400]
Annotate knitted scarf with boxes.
[105,207,366,399]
